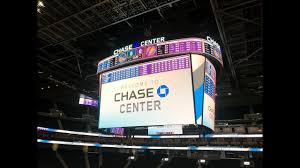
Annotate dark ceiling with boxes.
[37,0,263,118]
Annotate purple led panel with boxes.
[169,42,180,54]
[179,42,187,52]
[97,38,222,74]
[79,98,98,107]
[110,128,124,135]
[102,55,190,84]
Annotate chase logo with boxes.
[132,41,140,48]
[157,85,169,98]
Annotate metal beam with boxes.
[60,43,84,59]
[220,0,260,12]
[236,62,262,68]
[157,8,167,21]
[37,63,80,86]
[39,0,110,32]
[139,0,147,9]
[85,73,97,79]
[38,53,80,77]
[55,151,69,168]
[59,43,95,78]
[40,31,58,43]
[44,27,65,42]
[39,0,181,50]
[91,10,109,24]
[76,56,83,78]
[125,20,133,29]
[234,47,262,66]
[40,1,62,22]
[123,160,132,168]
[75,15,93,29]
[192,0,198,8]
[84,152,91,168]
[38,112,86,122]
[218,11,262,27]
[50,55,76,63]
[61,22,78,35]
[39,2,128,50]
[228,38,261,46]
[210,0,239,89]
[98,150,103,168]
[57,119,64,129]
[52,0,93,30]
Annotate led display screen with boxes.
[110,127,124,135]
[79,94,98,107]
[98,55,195,128]
[97,38,223,74]
[202,59,216,130]
[148,125,183,135]
[191,54,206,125]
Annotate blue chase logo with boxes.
[157,85,169,98]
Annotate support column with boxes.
[57,119,64,129]
[123,160,132,168]
[55,152,69,168]
[86,106,91,132]
[52,144,69,168]
[98,149,103,168]
[249,105,254,114]
[83,146,90,168]
[249,105,256,126]
[54,102,64,129]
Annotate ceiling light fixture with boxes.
[243,161,250,166]
[37,1,45,13]
[37,1,45,7]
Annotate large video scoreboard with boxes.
[97,37,222,131]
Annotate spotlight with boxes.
[228,92,232,95]
[243,161,250,166]
[197,159,206,164]
[37,1,45,7]
[41,87,44,90]
[161,158,169,162]
[128,156,135,160]
[197,159,207,168]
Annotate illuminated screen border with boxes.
[98,55,196,128]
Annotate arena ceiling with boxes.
[36,0,263,116]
